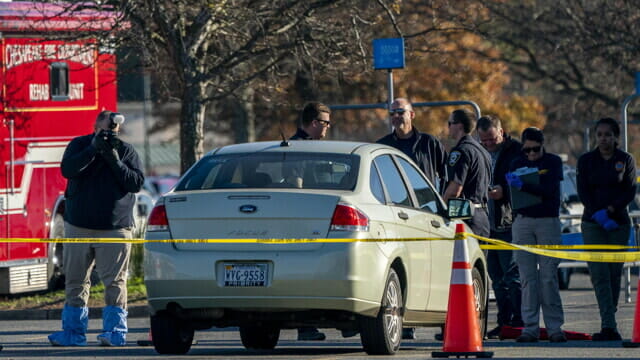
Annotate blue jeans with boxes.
[487,230,522,327]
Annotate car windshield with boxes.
[176,152,359,191]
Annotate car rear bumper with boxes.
[144,241,390,317]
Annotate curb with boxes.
[0,305,149,321]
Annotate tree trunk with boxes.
[232,86,256,143]
[179,85,206,174]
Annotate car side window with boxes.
[397,157,440,213]
[373,155,411,207]
[370,163,386,204]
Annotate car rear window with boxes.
[175,152,359,191]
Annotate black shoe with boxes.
[516,333,538,343]
[592,328,622,341]
[402,328,416,340]
[510,320,524,328]
[297,328,326,341]
[486,325,502,339]
[341,329,359,338]
[549,332,567,343]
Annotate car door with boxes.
[394,156,454,313]
[372,154,432,311]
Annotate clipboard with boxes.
[510,167,542,210]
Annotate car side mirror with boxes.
[447,198,474,220]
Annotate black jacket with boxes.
[510,152,563,218]
[491,135,522,231]
[577,148,636,225]
[61,133,144,230]
[290,128,313,140]
[377,126,448,191]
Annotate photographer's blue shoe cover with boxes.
[48,305,88,346]
[97,306,128,346]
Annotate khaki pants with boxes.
[512,215,564,337]
[63,222,132,308]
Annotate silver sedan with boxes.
[144,140,488,355]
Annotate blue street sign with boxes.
[373,38,405,70]
[636,72,640,95]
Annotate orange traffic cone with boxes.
[137,328,153,346]
[432,223,493,358]
[623,277,640,347]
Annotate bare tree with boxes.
[450,0,640,155]
[116,0,384,173]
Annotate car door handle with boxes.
[431,220,441,228]
[398,211,409,220]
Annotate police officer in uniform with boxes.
[443,109,492,238]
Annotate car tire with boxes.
[472,266,488,339]
[150,312,194,355]
[558,268,572,290]
[359,268,403,355]
[239,325,280,350]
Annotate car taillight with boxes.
[330,203,369,232]
[147,204,169,232]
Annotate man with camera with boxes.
[49,110,144,347]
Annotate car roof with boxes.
[208,140,392,156]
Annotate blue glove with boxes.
[505,172,523,189]
[591,209,609,226]
[603,219,619,231]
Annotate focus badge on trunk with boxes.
[239,204,257,213]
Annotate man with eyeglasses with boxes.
[476,115,524,339]
[443,109,492,238]
[376,98,448,192]
[289,101,331,341]
[290,101,332,141]
[376,97,448,340]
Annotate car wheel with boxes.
[472,267,487,338]
[150,312,194,354]
[558,268,572,290]
[239,325,280,350]
[359,268,402,355]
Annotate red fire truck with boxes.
[0,2,120,294]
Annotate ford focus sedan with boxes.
[144,140,488,355]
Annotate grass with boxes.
[0,276,147,311]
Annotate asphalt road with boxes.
[1,272,640,359]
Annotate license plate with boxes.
[223,263,268,287]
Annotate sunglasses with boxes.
[522,146,542,154]
[448,121,459,126]
[316,119,331,127]
[389,108,407,116]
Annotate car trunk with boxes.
[164,191,342,251]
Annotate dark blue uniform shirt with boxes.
[447,134,492,237]
[447,135,492,205]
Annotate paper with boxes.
[510,167,542,210]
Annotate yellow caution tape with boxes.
[467,232,640,263]
[1,232,639,263]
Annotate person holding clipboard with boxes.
[505,127,566,343]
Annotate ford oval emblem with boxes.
[239,204,257,213]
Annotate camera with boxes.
[98,129,122,149]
